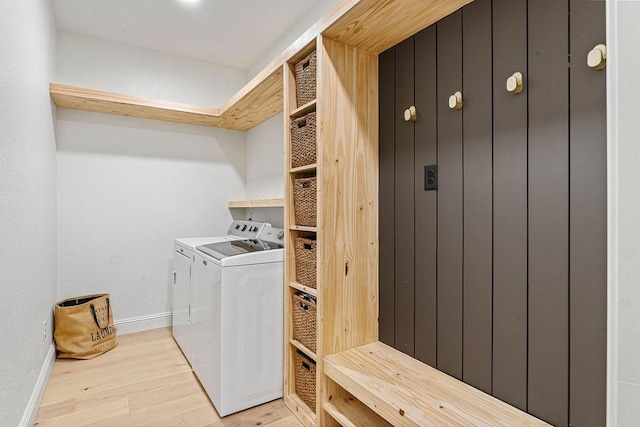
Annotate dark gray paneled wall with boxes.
[378,0,606,425]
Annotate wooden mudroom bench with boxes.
[324,341,550,427]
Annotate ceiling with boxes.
[51,0,322,70]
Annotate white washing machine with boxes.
[173,220,284,417]
[173,220,268,365]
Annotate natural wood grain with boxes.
[323,0,473,53]
[289,225,317,232]
[290,100,317,119]
[324,341,551,427]
[290,339,318,362]
[50,83,222,126]
[35,328,300,427]
[285,394,316,427]
[290,163,318,174]
[289,281,318,298]
[227,198,285,208]
[317,36,379,427]
[324,395,392,427]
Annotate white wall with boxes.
[247,0,337,79]
[0,1,58,425]
[55,34,247,330]
[57,32,246,106]
[607,1,640,425]
[242,113,285,228]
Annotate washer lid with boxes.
[196,239,283,260]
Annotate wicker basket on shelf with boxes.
[293,176,317,227]
[295,50,317,107]
[292,292,317,353]
[295,237,317,289]
[291,111,317,168]
[294,350,317,411]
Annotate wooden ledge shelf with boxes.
[50,0,472,131]
[290,339,317,362]
[227,198,284,208]
[289,225,317,232]
[324,396,391,427]
[289,281,318,297]
[324,341,550,427]
[290,99,317,119]
[290,163,317,174]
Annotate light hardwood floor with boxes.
[35,328,302,427]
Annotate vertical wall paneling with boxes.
[414,26,438,367]
[461,0,493,394]
[377,1,607,422]
[378,48,396,347]
[394,38,416,356]
[569,1,607,426]
[492,0,528,411]
[527,1,569,425]
[436,11,464,380]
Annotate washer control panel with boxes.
[227,220,269,239]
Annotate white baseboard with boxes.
[114,312,172,335]
[20,343,55,427]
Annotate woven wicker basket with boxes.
[295,51,317,107]
[291,112,317,168]
[294,350,317,411]
[293,176,317,227]
[295,237,317,289]
[292,293,317,353]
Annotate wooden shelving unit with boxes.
[284,38,319,427]
[227,198,284,208]
[283,30,380,426]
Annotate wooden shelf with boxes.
[290,99,317,119]
[290,163,317,174]
[289,225,317,232]
[50,0,471,131]
[290,339,317,362]
[284,394,316,427]
[324,396,392,427]
[50,67,283,131]
[289,281,318,298]
[227,198,284,208]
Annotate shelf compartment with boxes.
[289,281,318,298]
[290,163,317,174]
[284,393,316,426]
[324,395,392,427]
[290,339,317,362]
[290,99,317,119]
[227,198,284,208]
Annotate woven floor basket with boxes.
[295,50,317,107]
[292,293,317,353]
[295,351,317,411]
[291,111,317,168]
[295,237,317,289]
[293,176,317,227]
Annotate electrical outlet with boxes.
[43,320,47,342]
